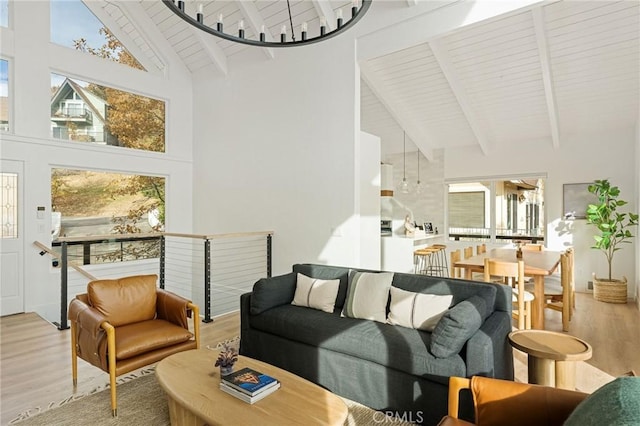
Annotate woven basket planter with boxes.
[593,274,627,304]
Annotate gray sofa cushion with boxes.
[250,272,297,315]
[430,295,487,359]
[250,304,467,378]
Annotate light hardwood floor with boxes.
[1,293,639,424]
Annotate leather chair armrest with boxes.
[69,298,107,337]
[156,288,190,328]
[69,298,109,370]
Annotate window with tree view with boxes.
[448,178,545,244]
[51,168,165,265]
[50,73,165,152]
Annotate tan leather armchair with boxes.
[439,376,588,426]
[68,274,200,416]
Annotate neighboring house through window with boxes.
[50,76,117,144]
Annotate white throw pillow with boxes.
[291,273,340,313]
[387,287,453,331]
[341,271,394,323]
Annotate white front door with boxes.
[1,160,24,316]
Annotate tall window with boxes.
[50,0,144,70]
[51,168,165,265]
[50,73,165,152]
[448,178,545,243]
[0,59,8,132]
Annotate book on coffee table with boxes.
[219,381,281,404]
[221,367,279,396]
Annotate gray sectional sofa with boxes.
[239,264,514,425]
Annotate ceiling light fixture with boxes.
[399,132,410,194]
[415,150,423,194]
[162,0,372,48]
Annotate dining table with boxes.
[454,248,563,330]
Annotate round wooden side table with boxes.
[508,330,592,390]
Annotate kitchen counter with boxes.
[381,233,445,273]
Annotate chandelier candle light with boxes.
[164,0,372,48]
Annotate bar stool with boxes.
[430,244,449,277]
[414,248,436,274]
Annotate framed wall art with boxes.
[563,183,597,220]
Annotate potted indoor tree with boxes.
[586,179,638,303]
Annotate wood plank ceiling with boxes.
[97,1,639,158]
[361,0,639,156]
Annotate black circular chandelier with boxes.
[162,0,372,48]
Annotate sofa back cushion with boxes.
[88,274,157,327]
[430,295,487,358]
[250,272,297,315]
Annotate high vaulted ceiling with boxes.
[361,0,640,158]
[88,1,639,160]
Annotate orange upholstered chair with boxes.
[440,376,588,426]
[68,274,200,416]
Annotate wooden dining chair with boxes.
[476,243,486,255]
[450,249,462,278]
[522,243,544,251]
[463,246,474,259]
[531,249,574,331]
[484,258,533,330]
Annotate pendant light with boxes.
[399,132,410,194]
[415,150,423,194]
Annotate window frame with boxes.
[445,173,547,244]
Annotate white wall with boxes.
[192,40,363,275]
[357,132,381,270]
[446,127,638,300]
[0,2,194,321]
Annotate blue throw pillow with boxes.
[429,295,486,358]
[564,377,640,426]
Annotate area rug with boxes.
[11,337,411,426]
[12,369,412,426]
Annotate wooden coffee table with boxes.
[509,330,592,390]
[156,349,349,426]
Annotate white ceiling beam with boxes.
[532,6,560,150]
[182,2,229,76]
[236,1,275,60]
[429,40,490,156]
[115,1,207,78]
[360,62,435,162]
[82,1,163,76]
[311,0,336,32]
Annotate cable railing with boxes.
[35,231,273,330]
[448,227,544,243]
